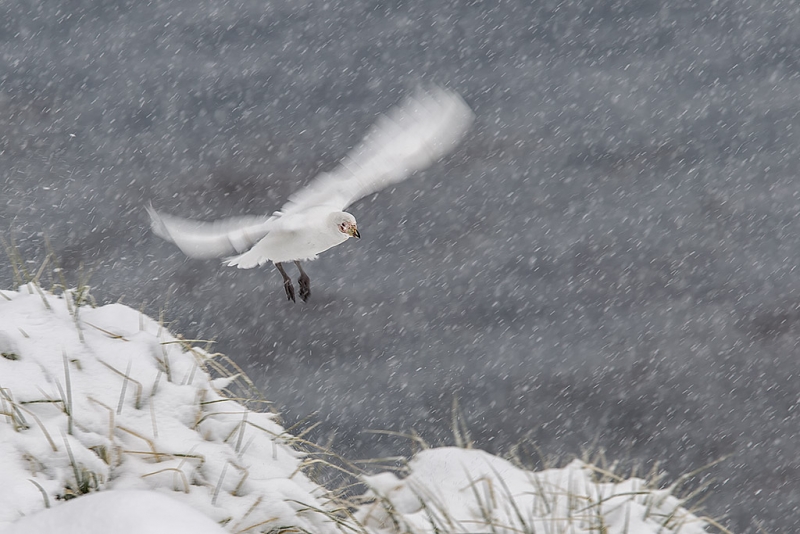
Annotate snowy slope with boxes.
[0,285,716,533]
[359,448,710,534]
[3,490,227,534]
[0,284,337,533]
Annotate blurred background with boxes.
[2,1,800,531]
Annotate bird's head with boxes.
[334,212,360,239]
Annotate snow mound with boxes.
[358,448,710,534]
[0,285,336,533]
[2,490,227,534]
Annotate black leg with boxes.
[275,262,295,302]
[295,261,311,302]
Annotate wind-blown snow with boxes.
[0,285,715,533]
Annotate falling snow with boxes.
[2,1,800,532]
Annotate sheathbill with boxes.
[147,86,473,302]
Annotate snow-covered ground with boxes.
[1,284,718,533]
[3,490,228,534]
[0,283,335,533]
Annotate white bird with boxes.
[147,86,474,302]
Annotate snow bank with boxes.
[358,447,710,534]
[0,284,715,534]
[0,285,336,533]
[2,490,227,534]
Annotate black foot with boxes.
[283,280,296,302]
[298,273,311,302]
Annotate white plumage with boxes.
[148,86,473,301]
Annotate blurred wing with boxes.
[147,205,275,259]
[280,86,474,215]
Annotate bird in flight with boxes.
[147,86,473,302]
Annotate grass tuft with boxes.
[62,434,101,499]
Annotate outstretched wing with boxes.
[146,205,275,259]
[279,86,474,215]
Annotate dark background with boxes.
[2,1,799,531]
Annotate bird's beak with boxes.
[352,228,361,239]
